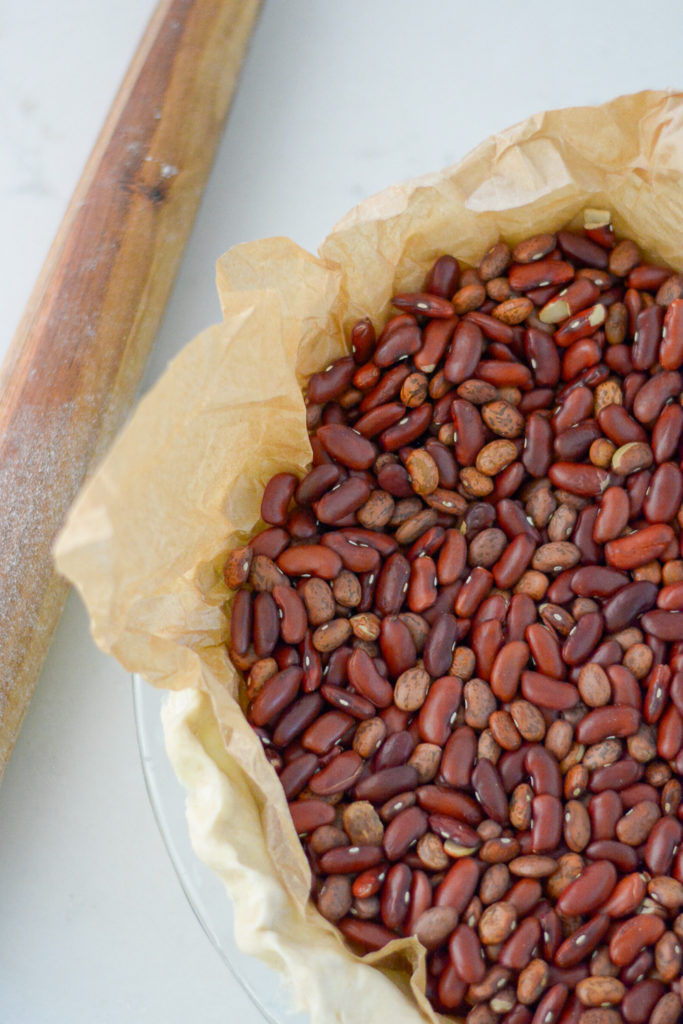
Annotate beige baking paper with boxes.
[56,90,683,1023]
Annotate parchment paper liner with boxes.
[56,90,683,1023]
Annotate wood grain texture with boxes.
[0,0,261,778]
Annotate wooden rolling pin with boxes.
[0,0,261,779]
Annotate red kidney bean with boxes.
[373,729,415,770]
[548,461,610,497]
[522,412,553,478]
[272,584,308,645]
[314,477,372,523]
[632,304,664,370]
[575,706,641,744]
[422,613,458,677]
[347,648,394,708]
[660,297,683,369]
[645,817,683,874]
[248,666,302,727]
[439,726,478,790]
[302,710,354,754]
[289,798,336,835]
[250,526,291,560]
[230,589,252,655]
[417,676,462,746]
[374,321,423,367]
[593,485,630,543]
[375,552,410,615]
[609,914,667,967]
[556,860,617,916]
[412,317,455,375]
[561,611,603,665]
[531,794,563,853]
[622,979,667,1024]
[506,593,537,642]
[354,402,406,438]
[394,291,455,318]
[381,404,434,451]
[308,356,356,402]
[428,813,481,849]
[585,840,639,873]
[260,472,298,526]
[416,785,482,825]
[554,913,610,968]
[472,618,503,681]
[602,581,658,633]
[316,423,376,470]
[642,610,683,641]
[525,327,562,386]
[598,404,648,446]
[525,624,562,679]
[589,759,643,793]
[436,528,466,585]
[643,663,671,723]
[433,859,479,915]
[472,758,508,824]
[605,523,674,570]
[510,258,574,292]
[633,371,682,424]
[493,534,538,591]
[273,693,325,747]
[477,359,533,390]
[558,231,609,268]
[379,616,417,677]
[355,765,419,804]
[600,871,646,916]
[571,565,629,597]
[379,862,412,930]
[554,419,602,461]
[521,671,579,710]
[525,746,562,799]
[490,640,530,701]
[451,398,485,467]
[278,752,319,800]
[425,254,460,298]
[571,504,601,565]
[360,364,412,413]
[443,321,483,384]
[455,567,493,617]
[498,916,542,970]
[382,805,428,860]
[407,555,437,612]
[321,532,381,573]
[652,402,683,462]
[449,924,486,983]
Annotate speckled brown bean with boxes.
[412,905,460,949]
[651,993,683,1024]
[478,901,518,945]
[316,875,353,922]
[563,800,591,853]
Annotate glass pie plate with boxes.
[133,675,310,1024]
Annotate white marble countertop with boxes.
[1,2,682,1021]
